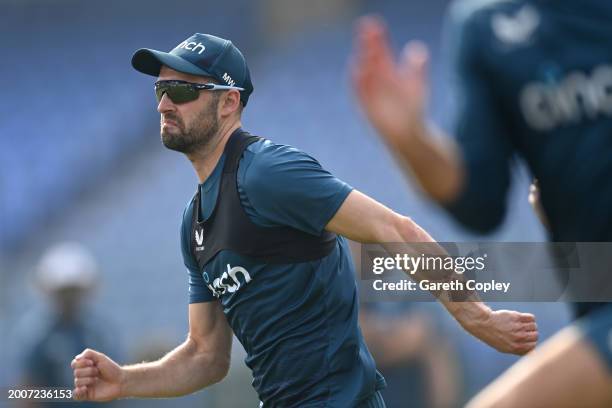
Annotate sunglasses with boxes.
[154,80,245,104]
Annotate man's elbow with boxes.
[191,351,229,387]
[207,354,230,384]
[454,204,505,234]
[188,337,230,386]
[442,176,509,234]
[470,212,504,233]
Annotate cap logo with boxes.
[178,41,206,55]
[222,72,236,87]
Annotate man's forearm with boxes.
[120,337,228,398]
[381,215,489,321]
[380,214,537,356]
[393,123,465,204]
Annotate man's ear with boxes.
[220,90,241,117]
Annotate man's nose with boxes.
[157,92,175,113]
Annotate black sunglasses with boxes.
[154,80,245,104]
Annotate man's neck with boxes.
[187,121,242,184]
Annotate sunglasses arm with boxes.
[199,84,245,91]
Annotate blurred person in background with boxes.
[352,0,612,406]
[71,32,536,408]
[351,241,461,408]
[16,242,117,408]
[361,304,460,408]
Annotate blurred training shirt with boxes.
[444,0,612,242]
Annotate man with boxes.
[351,1,612,406]
[360,302,460,408]
[18,242,117,408]
[71,33,537,407]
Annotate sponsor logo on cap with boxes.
[178,41,206,55]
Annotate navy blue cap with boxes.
[132,33,254,106]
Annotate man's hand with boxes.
[351,16,465,202]
[451,303,539,355]
[352,15,429,149]
[71,348,123,402]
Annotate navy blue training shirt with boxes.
[444,0,612,241]
[180,138,386,407]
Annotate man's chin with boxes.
[161,132,189,153]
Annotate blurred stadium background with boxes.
[0,0,571,407]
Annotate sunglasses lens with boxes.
[155,85,165,102]
[155,82,199,104]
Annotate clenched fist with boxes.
[464,308,539,355]
[71,348,123,401]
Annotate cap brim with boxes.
[131,48,214,78]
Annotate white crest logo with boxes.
[492,5,540,46]
[196,229,204,246]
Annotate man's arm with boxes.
[351,16,464,204]
[326,190,538,355]
[72,301,232,401]
[351,16,514,233]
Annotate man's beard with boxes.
[160,99,220,154]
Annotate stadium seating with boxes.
[0,0,256,250]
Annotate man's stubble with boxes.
[161,94,220,154]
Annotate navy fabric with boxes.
[180,137,386,407]
[360,390,387,408]
[444,0,612,242]
[578,302,612,372]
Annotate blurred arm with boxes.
[352,16,513,233]
[351,16,464,203]
[383,119,466,205]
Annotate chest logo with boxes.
[520,64,612,131]
[206,264,252,297]
[195,228,205,251]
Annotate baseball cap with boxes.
[131,33,254,106]
[36,242,98,292]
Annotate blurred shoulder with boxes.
[446,0,534,62]
[450,0,529,26]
